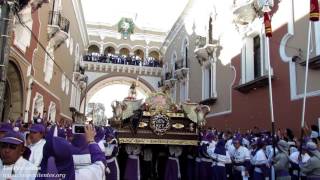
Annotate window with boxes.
[65,79,70,95]
[48,102,56,123]
[182,38,189,68]
[13,6,32,53]
[202,58,217,100]
[253,36,261,79]
[180,81,188,103]
[203,66,212,99]
[44,44,54,84]
[61,74,66,90]
[241,33,269,84]
[69,38,74,55]
[32,93,44,120]
[315,21,320,56]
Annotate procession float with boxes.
[109,82,210,146]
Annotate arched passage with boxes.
[80,74,155,118]
[2,61,24,122]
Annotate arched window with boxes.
[119,48,130,57]
[182,38,189,68]
[134,49,144,59]
[48,102,56,123]
[149,51,160,61]
[104,46,115,55]
[88,45,100,54]
[32,93,44,121]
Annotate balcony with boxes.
[194,44,218,66]
[164,78,177,89]
[233,0,258,25]
[174,67,189,81]
[234,75,273,93]
[47,11,70,49]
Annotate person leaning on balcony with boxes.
[300,141,320,179]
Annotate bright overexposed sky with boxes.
[81,0,189,32]
[89,84,146,118]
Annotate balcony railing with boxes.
[48,11,70,34]
[83,53,162,67]
[47,11,70,49]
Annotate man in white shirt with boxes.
[0,130,38,180]
[28,124,46,167]
[231,135,251,180]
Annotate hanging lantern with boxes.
[310,0,319,21]
[264,12,272,37]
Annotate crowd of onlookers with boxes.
[83,53,162,67]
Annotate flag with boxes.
[264,12,272,38]
[310,0,319,21]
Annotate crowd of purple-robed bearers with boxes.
[0,117,319,180]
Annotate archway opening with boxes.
[119,48,130,57]
[2,61,24,122]
[88,44,100,54]
[134,49,144,59]
[149,51,160,61]
[104,46,115,55]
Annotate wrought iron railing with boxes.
[48,11,70,34]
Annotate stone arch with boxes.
[81,73,155,109]
[2,60,24,122]
[87,44,100,54]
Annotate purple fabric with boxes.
[253,171,265,180]
[214,140,226,155]
[94,126,105,142]
[164,158,179,180]
[46,157,59,180]
[105,126,116,139]
[39,125,75,180]
[199,160,213,180]
[71,134,87,149]
[194,159,201,180]
[124,157,139,180]
[213,165,227,180]
[186,157,195,180]
[0,131,24,144]
[88,143,106,163]
[0,122,13,132]
[106,160,119,180]
[57,128,66,138]
[29,124,45,133]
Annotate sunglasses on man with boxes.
[0,142,19,150]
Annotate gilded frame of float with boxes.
[119,138,198,146]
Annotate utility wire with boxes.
[13,10,80,87]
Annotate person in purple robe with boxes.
[207,139,231,180]
[104,126,120,180]
[38,125,106,180]
[124,144,141,180]
[198,131,215,180]
[164,146,182,180]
